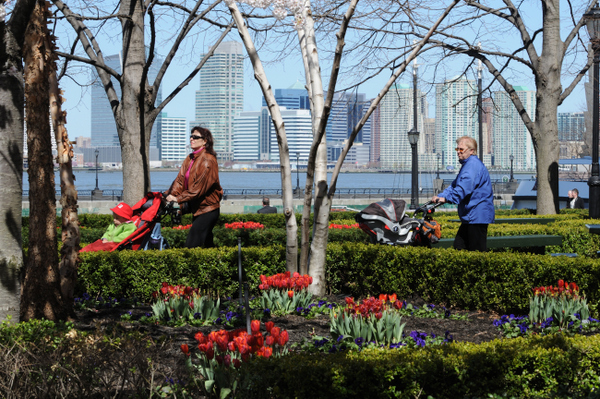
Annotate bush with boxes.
[77,242,600,314]
[240,334,600,399]
[0,320,196,398]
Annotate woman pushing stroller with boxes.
[165,126,223,248]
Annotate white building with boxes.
[233,111,261,161]
[492,86,536,171]
[378,83,426,170]
[435,76,479,170]
[269,109,313,163]
[160,113,188,161]
[192,41,244,162]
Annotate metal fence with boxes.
[23,179,518,201]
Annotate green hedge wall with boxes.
[240,334,600,399]
[77,243,600,314]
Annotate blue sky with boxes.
[56,2,589,138]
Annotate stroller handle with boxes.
[412,200,443,218]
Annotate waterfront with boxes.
[23,169,533,192]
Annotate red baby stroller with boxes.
[355,199,442,247]
[81,192,179,253]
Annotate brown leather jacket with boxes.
[166,150,223,216]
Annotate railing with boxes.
[23,181,518,201]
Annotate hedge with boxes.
[240,334,600,399]
[77,243,600,314]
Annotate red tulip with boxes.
[389,293,397,302]
[251,320,261,334]
[288,290,294,299]
[265,321,274,333]
[180,344,189,356]
[558,280,565,289]
[194,332,207,344]
[265,335,275,346]
[278,330,289,346]
[270,326,280,341]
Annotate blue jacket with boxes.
[440,155,495,224]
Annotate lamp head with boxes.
[585,3,600,43]
[407,127,420,145]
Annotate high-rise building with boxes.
[492,86,536,170]
[233,107,313,163]
[378,84,425,170]
[269,109,313,163]
[326,93,372,159]
[558,112,585,142]
[90,53,162,151]
[160,113,188,161]
[233,110,261,161]
[193,41,244,162]
[262,81,310,110]
[435,76,479,170]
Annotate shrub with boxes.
[240,334,600,399]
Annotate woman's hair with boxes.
[191,126,216,156]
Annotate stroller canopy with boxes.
[360,198,407,223]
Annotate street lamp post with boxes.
[408,128,419,209]
[585,2,600,219]
[509,155,514,182]
[296,152,300,198]
[436,153,441,179]
[408,56,420,209]
[477,44,484,160]
[94,148,100,190]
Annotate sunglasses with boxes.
[455,147,470,153]
[190,135,204,140]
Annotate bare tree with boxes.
[20,0,66,321]
[0,0,38,322]
[50,0,233,204]
[422,0,593,214]
[227,0,459,294]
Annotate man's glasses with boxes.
[190,135,204,140]
[455,147,470,154]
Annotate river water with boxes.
[23,169,532,192]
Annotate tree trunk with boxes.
[0,0,39,322]
[226,2,298,271]
[532,0,563,215]
[0,15,24,323]
[50,59,79,318]
[20,0,66,322]
[117,0,152,205]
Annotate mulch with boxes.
[72,296,503,355]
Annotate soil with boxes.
[72,295,503,353]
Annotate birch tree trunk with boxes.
[0,0,38,322]
[295,2,330,293]
[226,2,298,271]
[20,0,66,321]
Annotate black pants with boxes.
[453,223,488,252]
[185,208,220,248]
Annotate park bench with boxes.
[448,218,555,225]
[431,234,563,254]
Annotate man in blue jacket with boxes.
[432,136,494,251]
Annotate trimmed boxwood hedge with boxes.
[77,243,600,314]
[240,334,600,399]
